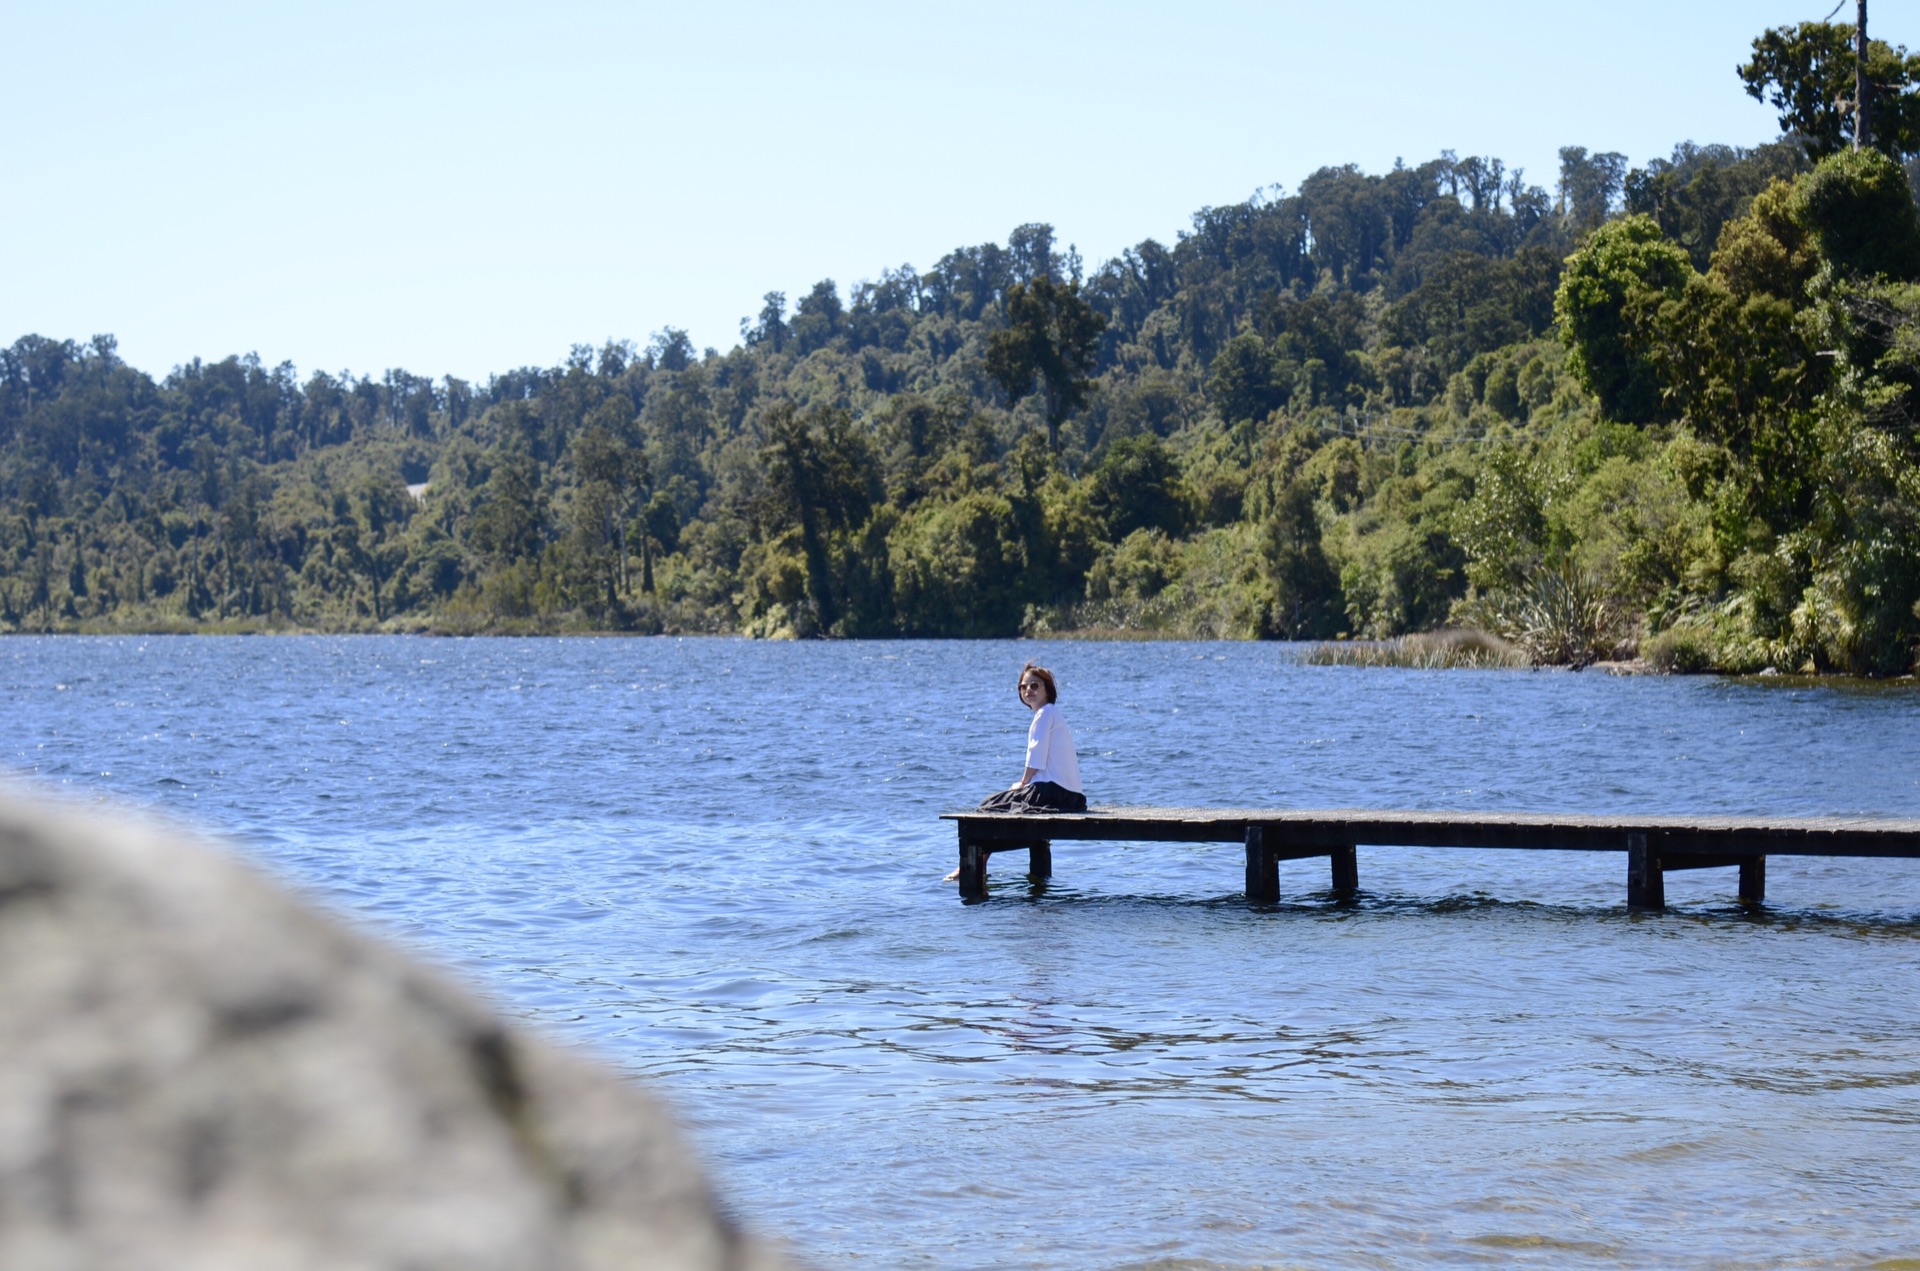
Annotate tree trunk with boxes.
[600,498,624,597]
[1856,0,1870,151]
[798,509,837,633]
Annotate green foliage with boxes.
[1380,248,1561,380]
[1790,148,1920,280]
[887,492,1032,637]
[1332,473,1467,639]
[1263,476,1341,638]
[1624,140,1811,268]
[1206,334,1287,424]
[1068,522,1283,639]
[1086,436,1188,541]
[984,277,1107,449]
[1739,22,1920,159]
[10,58,1920,675]
[1454,444,1550,592]
[754,402,880,635]
[1555,216,1694,423]
[1707,180,1818,303]
[1455,562,1625,668]
[1557,147,1629,230]
[1642,624,1717,674]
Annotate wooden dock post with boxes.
[1739,855,1766,904]
[957,833,989,899]
[1028,840,1052,880]
[1626,830,1664,909]
[1245,825,1279,903]
[1330,845,1358,897]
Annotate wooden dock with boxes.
[939,808,1920,906]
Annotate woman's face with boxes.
[1018,675,1047,709]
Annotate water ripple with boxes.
[6,635,1920,1267]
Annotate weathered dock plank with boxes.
[940,807,1920,905]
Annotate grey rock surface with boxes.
[0,790,790,1271]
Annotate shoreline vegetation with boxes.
[1304,628,1529,670]
[6,23,1920,676]
[14,621,1917,689]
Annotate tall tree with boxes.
[1739,20,1920,158]
[758,402,877,634]
[984,278,1108,449]
[1558,147,1630,228]
[638,490,678,594]
[743,292,788,352]
[568,425,646,607]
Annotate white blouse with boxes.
[1024,702,1083,793]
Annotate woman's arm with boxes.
[1012,766,1038,789]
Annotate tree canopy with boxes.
[1739,20,1920,158]
[984,277,1106,450]
[8,32,1920,675]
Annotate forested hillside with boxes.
[7,21,1920,673]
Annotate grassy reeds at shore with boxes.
[1303,629,1532,669]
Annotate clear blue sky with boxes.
[5,0,1911,384]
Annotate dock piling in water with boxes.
[1330,845,1359,897]
[1027,841,1052,880]
[956,833,1051,896]
[957,835,989,899]
[1245,826,1277,903]
[1626,830,1662,909]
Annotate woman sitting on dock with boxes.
[945,662,1087,880]
[984,662,1085,813]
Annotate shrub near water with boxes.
[1454,564,1628,668]
[1642,625,1717,673]
[1304,628,1529,669]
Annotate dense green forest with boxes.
[8,21,1920,673]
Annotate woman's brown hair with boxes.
[1018,662,1058,704]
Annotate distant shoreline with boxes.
[7,624,1916,685]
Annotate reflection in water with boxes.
[7,635,1920,1267]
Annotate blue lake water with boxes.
[6,635,1920,1267]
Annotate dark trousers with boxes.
[976,780,1087,813]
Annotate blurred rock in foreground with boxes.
[0,790,788,1271]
